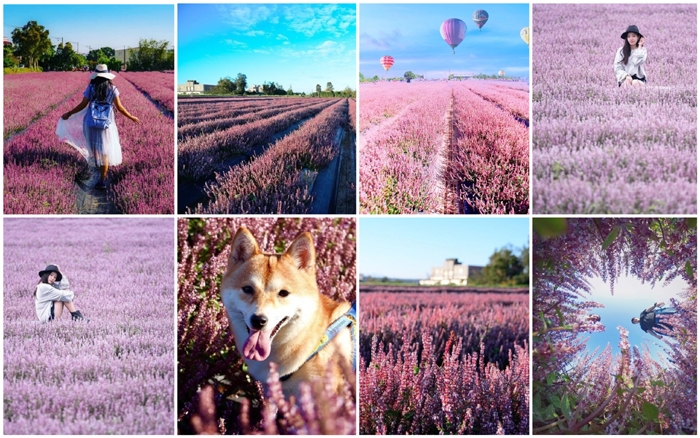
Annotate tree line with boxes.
[209,74,355,98]
[4,20,173,72]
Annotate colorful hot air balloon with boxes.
[440,18,467,54]
[472,10,489,31]
[498,70,505,77]
[380,55,394,72]
[520,27,530,45]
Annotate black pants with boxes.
[618,74,646,87]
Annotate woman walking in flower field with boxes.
[35,264,86,322]
[614,25,647,87]
[58,64,140,189]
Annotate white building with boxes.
[419,258,483,286]
[178,80,214,95]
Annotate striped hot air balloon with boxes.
[380,55,394,72]
[440,18,467,54]
[472,10,489,31]
[498,70,505,77]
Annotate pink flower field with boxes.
[178,97,355,214]
[4,72,174,214]
[359,80,529,214]
[532,4,697,214]
[4,218,174,434]
[360,287,529,434]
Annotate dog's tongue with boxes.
[242,329,272,361]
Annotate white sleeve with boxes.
[613,48,628,82]
[630,47,647,66]
[38,283,74,303]
[54,275,70,290]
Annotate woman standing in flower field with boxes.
[59,64,140,189]
[615,25,647,87]
[34,264,86,322]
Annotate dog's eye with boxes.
[279,290,290,297]
[242,286,254,295]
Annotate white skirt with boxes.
[56,107,123,166]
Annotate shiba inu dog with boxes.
[221,226,355,397]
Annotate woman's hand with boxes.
[639,36,646,47]
[131,116,141,124]
[61,112,72,120]
[655,301,665,308]
[624,75,633,85]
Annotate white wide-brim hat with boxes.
[90,64,115,80]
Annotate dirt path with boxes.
[74,169,120,214]
[335,129,356,214]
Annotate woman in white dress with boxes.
[614,25,647,88]
[59,64,140,189]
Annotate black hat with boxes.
[621,25,643,40]
[39,265,62,281]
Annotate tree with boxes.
[4,44,19,68]
[287,84,294,95]
[474,247,527,286]
[213,77,236,94]
[234,73,247,95]
[404,71,416,80]
[359,72,365,82]
[325,81,334,93]
[11,21,52,70]
[315,84,322,96]
[128,39,173,71]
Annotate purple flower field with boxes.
[178,218,356,434]
[359,81,529,214]
[4,218,174,434]
[532,4,697,213]
[4,72,174,214]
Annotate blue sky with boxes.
[4,5,174,53]
[360,3,530,79]
[178,4,356,94]
[360,3,529,79]
[579,274,688,362]
[359,217,529,279]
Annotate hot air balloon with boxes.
[440,18,467,54]
[472,10,489,31]
[498,70,505,77]
[520,27,530,45]
[380,55,394,72]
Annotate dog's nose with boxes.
[251,314,268,330]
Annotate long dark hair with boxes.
[90,76,114,102]
[34,272,52,298]
[620,33,639,65]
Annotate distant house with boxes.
[3,37,12,46]
[178,80,214,95]
[419,258,483,286]
[247,84,262,94]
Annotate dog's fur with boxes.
[221,226,353,397]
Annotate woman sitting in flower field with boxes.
[614,25,647,87]
[35,264,87,322]
[58,64,140,190]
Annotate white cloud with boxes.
[223,39,248,49]
[282,4,355,37]
[245,30,265,37]
[218,5,276,31]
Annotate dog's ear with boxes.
[230,226,260,265]
[285,232,316,272]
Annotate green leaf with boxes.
[534,218,568,238]
[602,226,620,251]
[686,218,697,229]
[642,401,659,421]
[546,372,555,385]
[413,365,420,375]
[556,307,565,325]
[685,261,693,278]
